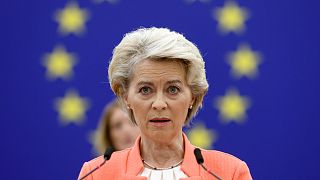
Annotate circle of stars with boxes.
[41,0,264,151]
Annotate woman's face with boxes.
[110,108,140,150]
[125,60,194,143]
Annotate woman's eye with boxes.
[168,86,180,95]
[139,87,151,95]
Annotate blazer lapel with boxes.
[180,133,204,179]
[124,136,146,180]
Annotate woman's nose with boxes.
[152,93,167,110]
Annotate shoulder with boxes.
[78,148,132,180]
[201,149,252,180]
[88,148,131,167]
[202,149,242,164]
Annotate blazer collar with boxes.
[126,136,144,176]
[125,133,201,177]
[180,133,201,177]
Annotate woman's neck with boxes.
[140,132,184,168]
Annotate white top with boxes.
[140,166,188,180]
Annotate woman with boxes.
[93,99,140,154]
[79,27,252,180]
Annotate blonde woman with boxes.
[79,27,252,180]
[94,99,140,153]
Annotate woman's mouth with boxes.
[149,118,171,127]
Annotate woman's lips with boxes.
[149,118,171,127]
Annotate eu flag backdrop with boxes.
[1,0,319,179]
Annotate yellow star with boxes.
[54,2,89,35]
[54,90,90,125]
[214,1,249,34]
[227,44,262,78]
[187,124,217,149]
[214,88,250,123]
[42,45,77,80]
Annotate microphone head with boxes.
[194,148,204,164]
[104,147,115,160]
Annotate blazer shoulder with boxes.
[202,149,243,164]
[201,150,252,180]
[78,148,132,180]
[83,148,131,167]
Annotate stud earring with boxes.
[189,105,193,109]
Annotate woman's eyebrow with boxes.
[136,80,182,86]
[137,81,154,86]
[167,80,182,84]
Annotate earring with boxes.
[189,105,193,109]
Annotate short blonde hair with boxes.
[108,27,209,125]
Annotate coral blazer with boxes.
[78,133,252,180]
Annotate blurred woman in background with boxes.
[93,99,140,154]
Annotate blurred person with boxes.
[79,27,252,180]
[93,99,140,154]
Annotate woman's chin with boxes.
[146,130,180,143]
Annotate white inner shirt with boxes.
[140,166,188,180]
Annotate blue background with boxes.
[1,0,319,179]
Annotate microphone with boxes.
[103,146,115,161]
[78,147,115,180]
[194,148,222,180]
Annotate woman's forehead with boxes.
[131,60,187,80]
